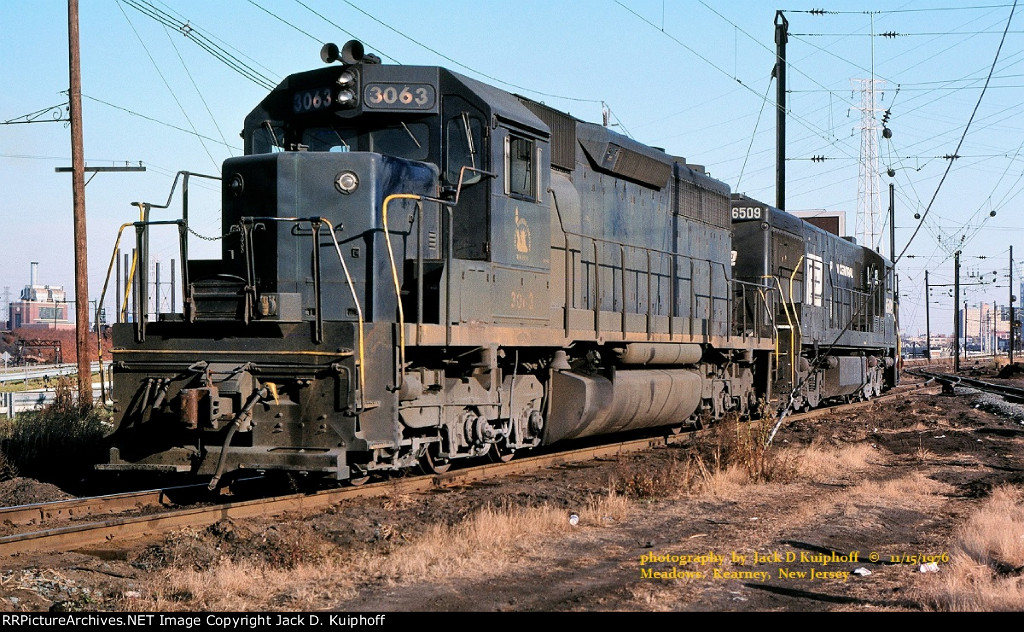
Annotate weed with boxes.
[922,485,1024,611]
[698,414,797,484]
[0,377,110,485]
[612,453,699,500]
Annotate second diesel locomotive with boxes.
[731,194,899,411]
[100,41,896,484]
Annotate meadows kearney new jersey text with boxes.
[640,566,853,582]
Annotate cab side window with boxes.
[506,135,535,199]
[446,113,482,185]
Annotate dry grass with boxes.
[681,416,800,498]
[846,470,946,503]
[625,582,683,611]
[612,452,703,500]
[607,415,811,502]
[375,491,631,582]
[923,485,1024,611]
[779,440,874,482]
[133,559,357,611]
[126,482,664,610]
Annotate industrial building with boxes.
[7,262,72,330]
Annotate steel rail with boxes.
[910,368,1024,401]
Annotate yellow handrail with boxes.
[94,221,135,403]
[323,219,367,410]
[381,193,421,387]
[120,203,146,321]
[787,256,805,385]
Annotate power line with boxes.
[291,0,399,63]
[698,1,865,109]
[783,5,1017,14]
[616,1,860,162]
[80,93,241,150]
[895,1,1017,263]
[339,0,601,104]
[117,0,221,172]
[123,0,277,90]
[736,78,774,191]
[153,0,281,80]
[793,30,1024,36]
[162,23,233,158]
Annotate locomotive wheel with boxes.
[347,468,370,486]
[488,442,515,463]
[419,444,452,475]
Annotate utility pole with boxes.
[68,0,91,407]
[964,301,969,362]
[1011,245,1015,363]
[775,10,788,211]
[954,250,961,372]
[888,183,895,261]
[925,270,931,360]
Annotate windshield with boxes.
[250,122,430,161]
[304,128,358,153]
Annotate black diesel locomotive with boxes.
[101,42,896,484]
[731,195,899,411]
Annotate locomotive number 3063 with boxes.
[364,83,435,109]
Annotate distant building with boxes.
[961,303,1013,353]
[903,332,953,358]
[8,262,72,330]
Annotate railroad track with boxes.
[910,368,1024,402]
[0,381,938,558]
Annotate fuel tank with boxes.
[545,368,703,443]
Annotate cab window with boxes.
[506,134,534,199]
[446,114,483,184]
[303,127,357,152]
[369,124,430,160]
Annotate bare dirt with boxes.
[1,368,1023,612]
[0,478,73,506]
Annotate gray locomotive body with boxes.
[730,194,899,410]
[103,43,824,484]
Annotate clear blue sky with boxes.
[2,1,1022,338]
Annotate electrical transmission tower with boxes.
[852,78,886,252]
